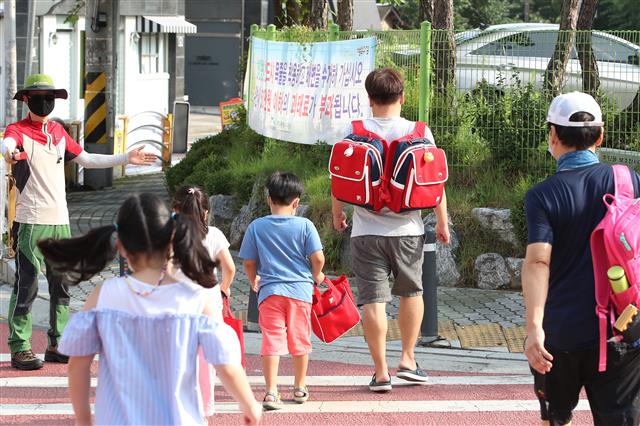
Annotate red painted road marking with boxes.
[1,322,594,425]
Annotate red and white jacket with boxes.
[2,116,127,225]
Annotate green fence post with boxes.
[329,23,339,41]
[266,24,276,41]
[419,21,432,123]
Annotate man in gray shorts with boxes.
[332,68,450,392]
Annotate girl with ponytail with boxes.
[38,193,261,425]
[172,185,237,418]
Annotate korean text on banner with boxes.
[247,37,377,145]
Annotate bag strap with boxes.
[412,121,427,138]
[612,164,634,199]
[351,120,367,136]
[222,294,236,319]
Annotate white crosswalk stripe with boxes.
[0,400,591,416]
[0,374,533,388]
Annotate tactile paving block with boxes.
[455,323,508,349]
[437,320,458,341]
[503,325,526,353]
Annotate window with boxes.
[140,33,160,74]
[471,31,577,59]
[591,34,637,64]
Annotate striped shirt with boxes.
[58,277,240,425]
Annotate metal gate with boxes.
[185,21,242,107]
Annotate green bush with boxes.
[472,78,551,177]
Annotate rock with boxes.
[295,204,310,218]
[471,208,519,249]
[423,213,460,287]
[228,180,263,248]
[506,257,524,290]
[209,194,237,236]
[475,253,511,290]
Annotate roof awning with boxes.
[136,15,197,34]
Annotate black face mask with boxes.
[27,95,56,117]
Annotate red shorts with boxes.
[258,295,312,356]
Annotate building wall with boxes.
[122,16,170,117]
[120,0,184,17]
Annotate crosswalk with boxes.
[1,365,595,425]
[0,325,595,425]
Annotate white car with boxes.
[456,23,640,109]
[393,23,640,110]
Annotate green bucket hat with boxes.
[13,74,68,100]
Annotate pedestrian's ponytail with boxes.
[39,193,218,288]
[38,225,117,285]
[172,213,217,288]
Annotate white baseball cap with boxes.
[546,91,604,127]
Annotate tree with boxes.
[432,0,456,92]
[337,0,353,31]
[576,0,600,98]
[420,0,433,23]
[274,0,304,27]
[544,0,580,96]
[310,0,329,30]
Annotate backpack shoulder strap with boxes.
[351,120,367,136]
[612,164,634,199]
[411,121,427,138]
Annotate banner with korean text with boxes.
[247,37,376,145]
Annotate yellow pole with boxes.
[162,113,173,171]
[116,115,129,177]
[7,164,16,258]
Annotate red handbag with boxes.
[311,275,361,343]
[222,295,245,367]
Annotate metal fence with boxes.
[251,24,640,178]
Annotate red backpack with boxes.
[590,164,640,371]
[329,120,447,213]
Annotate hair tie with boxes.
[113,223,118,232]
[171,212,178,220]
[187,188,195,195]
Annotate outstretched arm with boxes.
[73,147,156,168]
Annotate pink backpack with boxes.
[590,164,640,372]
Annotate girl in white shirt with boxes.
[172,185,237,418]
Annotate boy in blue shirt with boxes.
[240,171,325,411]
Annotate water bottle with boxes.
[608,266,629,294]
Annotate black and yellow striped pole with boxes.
[83,0,116,189]
[83,72,108,145]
